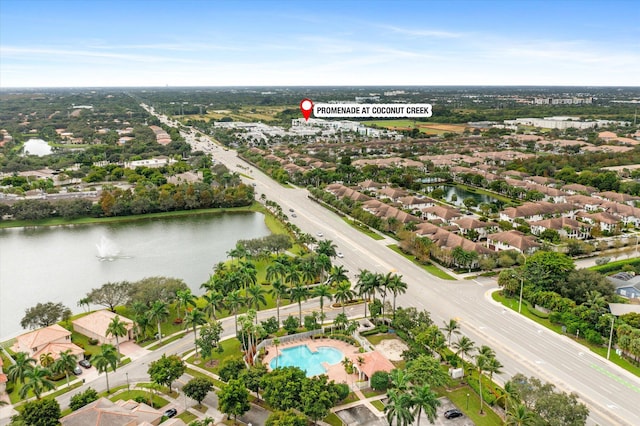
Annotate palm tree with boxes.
[135,313,152,341]
[19,365,54,399]
[502,381,520,417]
[334,281,355,315]
[315,253,332,282]
[185,308,208,357]
[300,257,318,284]
[477,345,496,359]
[452,336,475,376]
[328,265,349,286]
[237,260,258,289]
[506,403,537,426]
[389,369,412,392]
[273,337,280,369]
[203,290,224,320]
[93,344,118,393]
[176,289,197,318]
[106,315,128,363]
[270,279,288,326]
[385,389,415,426]
[378,272,392,317]
[285,265,302,287]
[387,274,407,318]
[410,384,441,426]
[475,354,489,414]
[355,270,377,318]
[148,300,170,340]
[288,283,310,324]
[485,356,503,383]
[39,352,54,368]
[316,239,337,258]
[246,284,267,323]
[266,260,288,284]
[53,349,78,388]
[312,284,333,324]
[225,289,245,335]
[77,297,91,313]
[7,352,36,385]
[441,319,461,347]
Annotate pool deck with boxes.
[262,337,361,385]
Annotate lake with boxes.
[23,138,53,156]
[425,185,500,207]
[0,212,270,339]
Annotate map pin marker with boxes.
[300,98,313,121]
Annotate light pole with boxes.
[606,314,615,360]
[466,393,470,410]
[518,254,527,314]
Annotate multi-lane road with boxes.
[156,110,640,425]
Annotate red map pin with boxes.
[300,98,313,121]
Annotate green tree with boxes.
[52,349,78,389]
[506,403,537,426]
[148,300,170,340]
[355,270,378,318]
[185,308,208,357]
[93,344,118,393]
[300,374,340,424]
[19,365,55,400]
[265,409,308,426]
[86,282,130,312]
[196,321,223,361]
[217,378,250,424]
[106,315,128,363]
[316,239,337,258]
[202,290,224,320]
[261,366,306,410]
[225,289,245,335]
[6,352,36,385]
[147,354,186,392]
[407,354,449,388]
[239,363,268,400]
[334,281,355,315]
[176,288,197,318]
[183,377,214,407]
[18,398,60,426]
[270,280,288,326]
[387,274,408,318]
[410,384,441,426]
[524,251,575,293]
[20,302,72,329]
[69,387,99,411]
[288,283,310,324]
[452,336,475,376]
[385,388,415,426]
[246,284,267,323]
[312,284,333,324]
[441,318,461,347]
[38,353,54,369]
[328,265,349,286]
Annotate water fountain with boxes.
[96,235,120,260]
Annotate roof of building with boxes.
[72,310,133,339]
[16,324,71,351]
[487,230,541,251]
[60,397,161,426]
[350,350,395,379]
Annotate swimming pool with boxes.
[269,345,344,377]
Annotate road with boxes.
[151,110,640,425]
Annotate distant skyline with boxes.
[1,0,639,88]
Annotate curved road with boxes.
[157,110,640,425]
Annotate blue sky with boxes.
[1,0,638,87]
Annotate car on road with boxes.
[289,208,294,212]
[79,359,91,369]
[316,232,323,237]
[444,409,463,419]
[163,408,178,418]
[73,366,82,375]
[291,213,297,218]
[336,252,344,258]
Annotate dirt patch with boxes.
[375,338,409,361]
[205,359,219,368]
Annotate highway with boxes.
[158,110,640,425]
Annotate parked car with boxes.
[444,409,463,419]
[337,252,344,258]
[73,366,82,375]
[163,408,178,418]
[79,359,91,369]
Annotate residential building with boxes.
[12,324,84,365]
[486,230,541,254]
[529,217,591,239]
[60,397,163,426]
[72,310,134,346]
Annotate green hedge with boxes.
[589,257,640,274]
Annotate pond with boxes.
[0,212,270,339]
[424,185,500,208]
[23,138,53,156]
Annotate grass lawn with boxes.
[365,333,401,346]
[342,217,384,240]
[371,399,385,411]
[110,390,169,409]
[341,392,360,404]
[323,412,344,426]
[187,338,242,375]
[492,291,640,377]
[445,386,503,426]
[388,244,456,280]
[177,411,199,423]
[362,388,386,398]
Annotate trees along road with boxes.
[150,113,640,425]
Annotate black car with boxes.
[79,359,91,369]
[444,409,463,419]
[163,408,178,418]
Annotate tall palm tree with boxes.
[176,289,197,318]
[77,297,91,313]
[316,239,337,258]
[477,345,496,360]
[270,279,288,326]
[410,384,441,426]
[288,283,310,324]
[7,352,36,385]
[315,253,332,282]
[93,344,118,393]
[148,300,170,340]
[378,272,392,317]
[53,349,78,388]
[328,265,349,286]
[39,352,54,368]
[19,365,54,399]
[506,403,536,426]
[385,389,415,426]
[387,274,408,318]
[334,281,355,315]
[312,284,333,324]
[266,260,288,284]
[389,369,412,392]
[452,336,475,377]
[475,354,489,414]
[272,337,280,369]
[106,315,128,363]
[441,319,461,347]
[355,270,377,318]
[203,290,224,320]
[185,308,208,357]
[485,356,503,383]
[225,289,245,335]
[502,381,520,417]
[285,265,302,287]
[135,313,152,342]
[246,284,267,324]
[237,260,258,289]
[299,257,318,285]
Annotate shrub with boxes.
[585,329,604,345]
[370,371,390,391]
[336,383,350,401]
[88,338,99,346]
[70,387,99,411]
[218,357,246,382]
